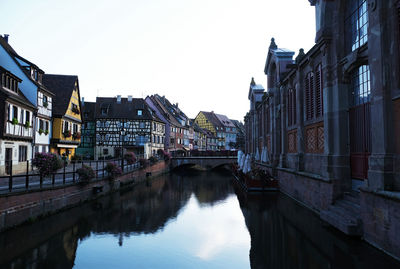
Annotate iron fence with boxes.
[0,157,142,194]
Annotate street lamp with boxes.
[120,127,126,171]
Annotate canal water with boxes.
[0,170,399,269]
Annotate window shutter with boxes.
[305,75,311,120]
[315,64,323,118]
[309,72,315,120]
[293,88,297,125]
[288,91,292,126]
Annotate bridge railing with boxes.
[171,150,238,158]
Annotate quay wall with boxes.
[0,161,170,232]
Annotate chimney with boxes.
[117,95,121,104]
[81,97,85,106]
[175,103,178,108]
[128,95,132,102]
[3,34,9,43]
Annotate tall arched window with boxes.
[351,65,370,105]
[345,0,368,52]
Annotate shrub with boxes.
[43,101,48,108]
[32,152,63,177]
[149,156,158,164]
[163,152,171,161]
[157,149,165,157]
[76,165,95,184]
[105,162,122,179]
[124,152,137,164]
[139,158,149,168]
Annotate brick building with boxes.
[245,0,400,259]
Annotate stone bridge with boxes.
[170,156,236,170]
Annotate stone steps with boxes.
[320,193,362,236]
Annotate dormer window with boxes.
[137,110,143,116]
[101,107,108,116]
[1,73,18,93]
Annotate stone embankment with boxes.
[0,161,169,232]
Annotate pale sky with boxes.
[1,0,315,121]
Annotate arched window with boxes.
[351,65,370,106]
[345,0,368,52]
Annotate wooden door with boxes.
[5,148,12,175]
[349,103,371,179]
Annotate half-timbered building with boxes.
[76,100,95,159]
[0,66,35,174]
[43,74,82,158]
[95,96,165,159]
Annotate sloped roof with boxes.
[0,66,36,109]
[42,74,79,117]
[0,35,53,96]
[215,113,235,128]
[151,95,183,127]
[200,111,223,128]
[95,97,162,122]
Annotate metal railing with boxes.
[0,158,143,194]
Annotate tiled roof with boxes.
[200,111,223,128]
[151,95,183,127]
[215,113,235,128]
[42,74,78,117]
[95,97,161,122]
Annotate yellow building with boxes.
[194,111,217,135]
[43,75,82,158]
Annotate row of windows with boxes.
[63,121,80,134]
[1,74,18,93]
[152,135,164,144]
[7,104,32,125]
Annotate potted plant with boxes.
[105,162,122,180]
[76,164,95,185]
[73,132,81,140]
[149,156,158,164]
[12,118,18,125]
[139,158,149,168]
[124,152,137,165]
[72,106,80,114]
[44,129,49,135]
[38,128,44,135]
[24,121,30,129]
[63,130,72,138]
[43,101,48,108]
[32,152,63,178]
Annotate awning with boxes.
[57,144,78,149]
[183,147,190,151]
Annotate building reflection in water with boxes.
[235,186,400,269]
[0,169,399,268]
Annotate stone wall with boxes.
[0,160,170,232]
[361,189,400,259]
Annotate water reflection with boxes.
[0,170,399,269]
[235,187,400,269]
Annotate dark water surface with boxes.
[0,170,399,269]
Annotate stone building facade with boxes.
[245,0,400,260]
